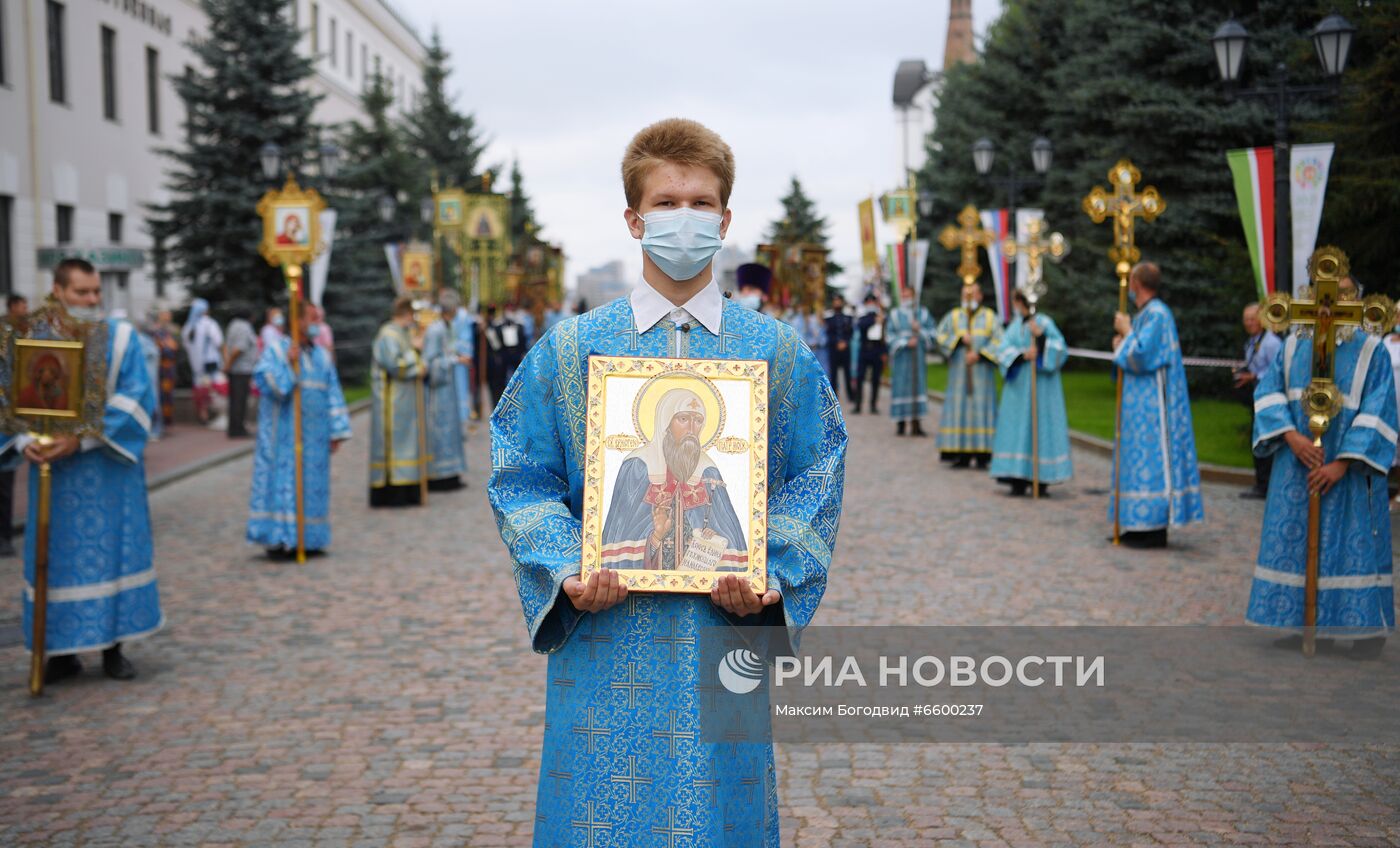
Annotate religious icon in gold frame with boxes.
[256,174,327,267]
[581,356,769,595]
[0,300,108,438]
[13,340,84,419]
[401,244,434,295]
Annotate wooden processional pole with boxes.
[1082,161,1164,544]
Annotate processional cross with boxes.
[998,217,1069,501]
[1258,246,1395,656]
[1081,159,1165,545]
[1000,217,1070,305]
[1081,159,1164,309]
[937,204,994,285]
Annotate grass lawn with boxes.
[923,362,1252,469]
[343,383,371,406]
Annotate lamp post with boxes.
[972,136,1052,211]
[1211,10,1356,293]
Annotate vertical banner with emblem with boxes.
[1289,142,1334,295]
[858,198,879,280]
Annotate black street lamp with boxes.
[318,143,341,181]
[259,142,282,181]
[377,193,396,225]
[1211,10,1356,292]
[972,136,1051,210]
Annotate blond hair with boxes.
[622,118,736,210]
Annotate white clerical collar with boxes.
[629,275,724,336]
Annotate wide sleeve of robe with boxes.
[1252,335,1296,457]
[761,338,848,652]
[94,320,158,465]
[373,326,424,381]
[488,333,584,654]
[1038,315,1068,373]
[1338,338,1400,474]
[1113,303,1172,375]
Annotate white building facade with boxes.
[0,0,426,316]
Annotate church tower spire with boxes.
[944,0,975,69]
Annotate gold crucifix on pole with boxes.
[937,204,994,285]
[1000,217,1070,306]
[1258,246,1396,657]
[1081,159,1165,546]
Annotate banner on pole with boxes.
[979,209,1012,323]
[1289,142,1334,295]
[858,198,880,279]
[909,240,929,299]
[308,209,336,307]
[1226,146,1275,301]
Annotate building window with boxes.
[56,204,73,245]
[289,0,297,27]
[360,44,367,90]
[309,2,318,53]
[329,17,336,67]
[100,272,129,313]
[46,1,66,104]
[346,31,352,78]
[374,54,380,81]
[101,25,117,121]
[146,47,160,134]
[0,196,12,295]
[108,212,123,244]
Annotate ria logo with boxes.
[717,648,765,694]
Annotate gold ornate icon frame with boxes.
[256,174,327,267]
[581,356,769,595]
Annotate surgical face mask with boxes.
[69,305,104,322]
[272,314,285,328]
[1128,288,1139,306]
[737,294,762,310]
[637,207,724,281]
[961,299,975,311]
[306,324,321,339]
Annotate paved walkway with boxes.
[0,402,1396,846]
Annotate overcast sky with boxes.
[394,0,1002,294]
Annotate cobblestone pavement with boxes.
[1,401,1397,847]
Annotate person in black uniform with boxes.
[853,294,887,415]
[824,293,855,401]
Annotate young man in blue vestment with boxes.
[246,303,352,558]
[1246,302,1396,659]
[1109,262,1204,548]
[5,259,162,682]
[489,119,847,847]
[989,290,1073,496]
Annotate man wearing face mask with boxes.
[247,299,351,558]
[3,259,162,682]
[934,283,1002,465]
[261,306,285,352]
[734,262,771,311]
[489,118,846,847]
[1109,261,1203,548]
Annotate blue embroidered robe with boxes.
[6,319,162,655]
[934,306,1002,454]
[423,319,466,481]
[246,338,352,551]
[1246,331,1396,635]
[370,322,425,489]
[489,296,846,847]
[1109,298,1204,531]
[887,303,935,419]
[989,313,1073,485]
[452,308,476,423]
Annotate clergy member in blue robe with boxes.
[246,309,352,557]
[489,117,845,848]
[1246,322,1396,658]
[1109,262,1204,547]
[599,387,748,572]
[6,259,161,682]
[369,296,427,507]
[989,290,1073,495]
[449,298,476,424]
[422,305,466,491]
[934,283,1002,466]
[887,286,935,436]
